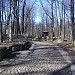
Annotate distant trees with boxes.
[24,0,36,36]
[0,0,37,42]
[0,0,74,43]
[40,0,74,42]
[40,0,58,39]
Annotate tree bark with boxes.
[51,0,54,40]
[61,0,65,41]
[9,0,12,41]
[0,1,3,43]
[21,0,26,34]
[70,0,75,46]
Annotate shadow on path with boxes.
[16,64,72,75]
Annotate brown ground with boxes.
[0,38,27,46]
[53,40,75,62]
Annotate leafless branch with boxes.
[40,0,52,20]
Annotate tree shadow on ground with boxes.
[0,46,62,67]
[16,62,73,75]
[0,47,50,67]
[16,64,72,75]
[0,45,75,75]
[30,46,58,51]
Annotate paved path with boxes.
[0,41,73,75]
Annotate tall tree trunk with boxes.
[9,0,12,41]
[4,0,6,35]
[21,0,26,34]
[21,5,24,34]
[55,1,59,39]
[63,1,65,39]
[46,15,48,31]
[17,0,20,34]
[13,0,17,35]
[56,0,62,38]
[0,1,3,43]
[31,15,34,38]
[61,0,65,41]
[51,0,54,40]
[70,0,75,46]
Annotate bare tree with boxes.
[54,0,59,39]
[0,0,3,43]
[40,0,55,40]
[21,0,26,34]
[25,0,36,36]
[51,0,55,40]
[70,0,75,46]
[9,0,12,41]
[13,0,20,35]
